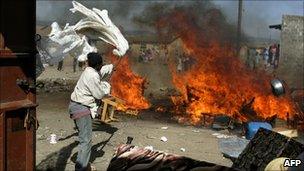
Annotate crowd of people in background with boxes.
[138,45,168,64]
[177,52,195,73]
[137,44,197,73]
[245,43,280,71]
[57,57,86,72]
[264,44,280,69]
[54,42,281,74]
[137,44,196,73]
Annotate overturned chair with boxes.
[100,96,125,123]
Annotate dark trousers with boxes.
[57,60,63,71]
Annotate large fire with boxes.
[110,55,150,111]
[158,11,296,124]
[108,7,297,124]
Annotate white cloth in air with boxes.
[49,22,98,62]
[37,1,129,66]
[70,1,129,57]
[71,67,111,118]
[100,64,114,79]
[37,22,97,64]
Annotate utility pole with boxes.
[237,0,243,57]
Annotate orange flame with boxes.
[110,55,150,111]
[160,11,296,124]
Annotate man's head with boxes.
[87,52,103,70]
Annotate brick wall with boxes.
[278,15,304,89]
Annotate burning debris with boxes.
[36,1,301,126]
[110,55,150,111]
[151,8,296,124]
[169,37,296,123]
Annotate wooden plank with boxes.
[102,99,119,107]
[109,106,115,119]
[0,99,38,112]
[0,112,5,171]
[26,108,35,171]
[112,96,125,104]
[101,103,108,122]
[104,96,125,104]
[6,110,27,171]
[0,1,36,170]
[109,97,124,105]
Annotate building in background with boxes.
[277,15,304,89]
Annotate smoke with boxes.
[37,0,303,40]
[132,1,240,44]
[36,1,77,25]
[132,1,212,28]
[36,0,146,29]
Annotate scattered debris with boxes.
[37,134,47,141]
[159,87,166,91]
[180,148,186,152]
[160,136,168,142]
[212,133,220,136]
[37,78,72,93]
[161,126,168,130]
[49,134,57,144]
[192,130,200,133]
[146,135,156,139]
[165,88,181,96]
[212,133,232,139]
[144,146,154,151]
[155,106,166,113]
[125,110,139,116]
[127,137,134,144]
[212,115,234,130]
[217,134,232,139]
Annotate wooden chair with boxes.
[100,96,124,123]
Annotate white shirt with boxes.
[71,66,111,118]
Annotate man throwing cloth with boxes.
[68,52,113,171]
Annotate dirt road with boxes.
[36,92,232,171]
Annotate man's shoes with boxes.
[86,163,97,171]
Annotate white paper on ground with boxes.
[160,136,168,142]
